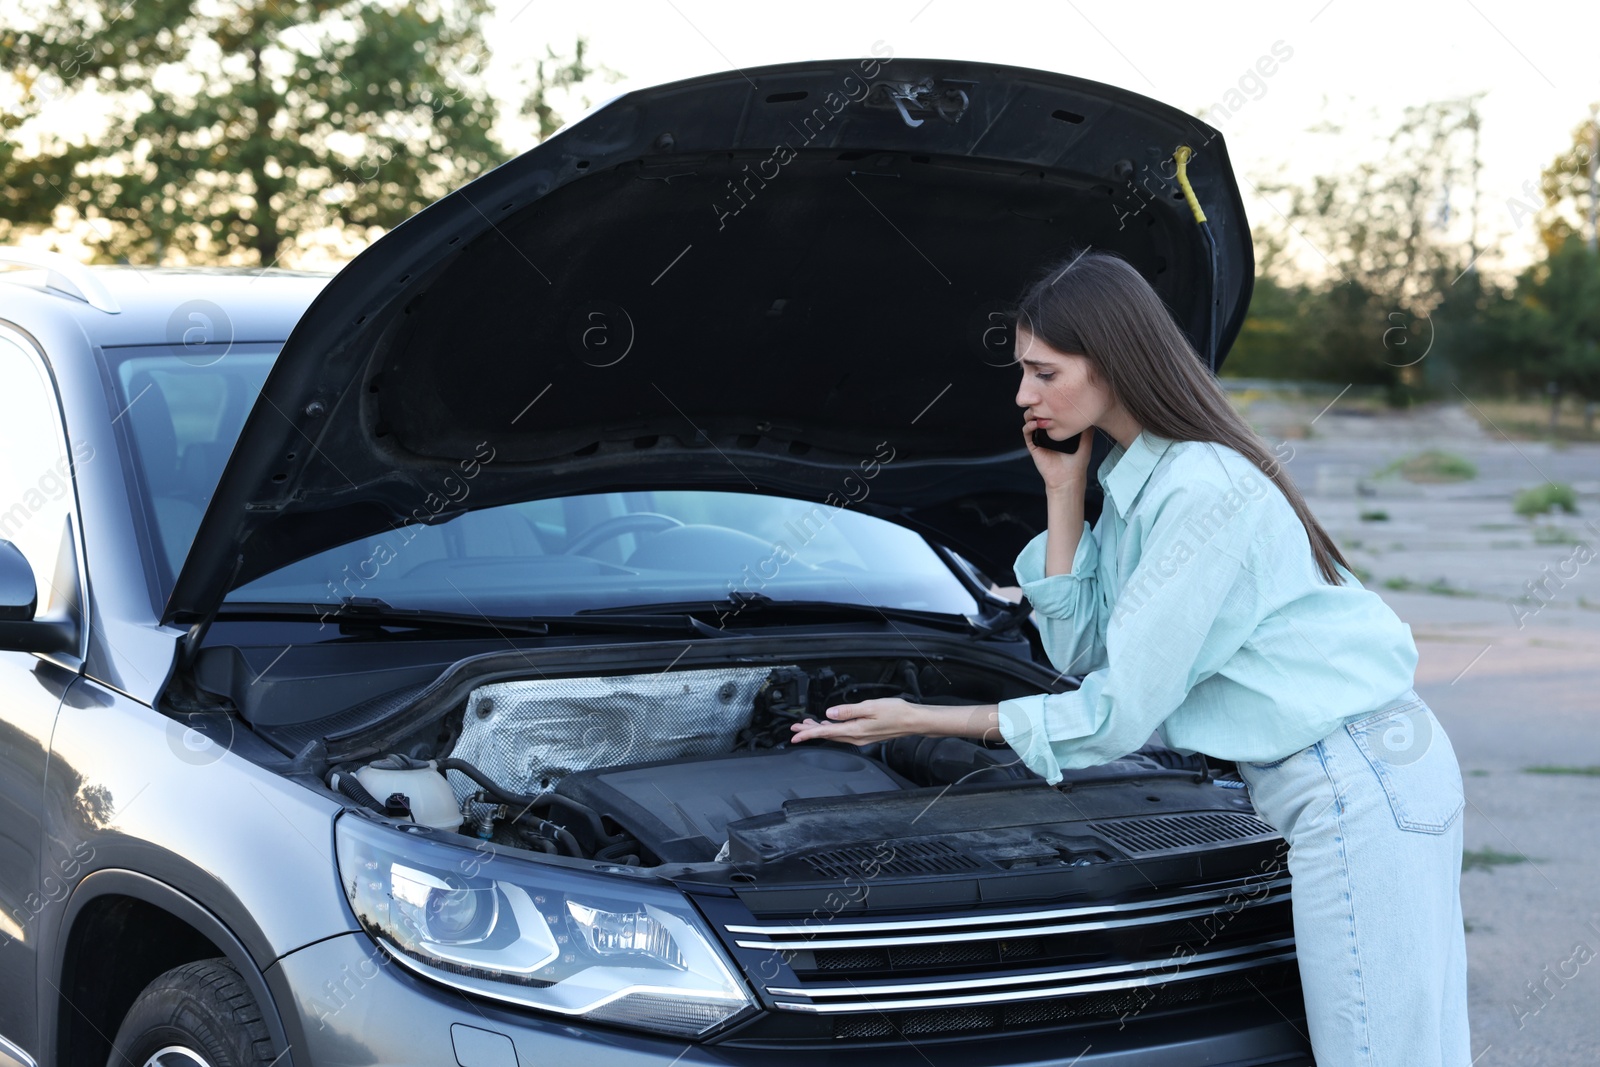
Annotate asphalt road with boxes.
[1258,397,1600,1065]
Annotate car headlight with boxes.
[335,813,755,1038]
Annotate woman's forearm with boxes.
[915,703,1002,742]
[789,698,1008,748]
[1043,481,1087,577]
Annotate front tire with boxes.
[109,958,277,1067]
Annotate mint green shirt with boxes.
[996,430,1419,784]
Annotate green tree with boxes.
[1239,96,1487,400]
[1532,107,1598,257]
[1477,235,1600,426]
[1223,273,1311,379]
[2,1,612,266]
[521,35,619,141]
[1261,96,1484,312]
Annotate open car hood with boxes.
[164,56,1253,624]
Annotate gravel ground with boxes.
[1245,395,1600,1065]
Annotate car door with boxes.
[0,326,86,1064]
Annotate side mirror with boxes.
[0,540,37,620]
[0,540,75,653]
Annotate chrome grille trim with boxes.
[768,951,1301,1013]
[767,938,1295,998]
[732,880,1291,950]
[724,875,1290,937]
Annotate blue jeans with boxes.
[1236,688,1472,1066]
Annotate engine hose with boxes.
[595,838,643,863]
[528,792,623,847]
[514,828,558,853]
[596,850,641,867]
[515,816,583,857]
[899,660,922,701]
[553,824,582,856]
[332,772,386,813]
[439,757,620,851]
[436,758,541,809]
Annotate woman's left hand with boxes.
[789,698,927,746]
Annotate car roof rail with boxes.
[0,246,121,314]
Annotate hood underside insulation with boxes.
[445,665,789,808]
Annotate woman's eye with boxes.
[1036,372,1055,382]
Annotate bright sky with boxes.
[17,0,1599,279]
[480,0,1600,281]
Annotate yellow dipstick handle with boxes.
[1173,145,1207,223]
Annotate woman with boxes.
[790,249,1471,1066]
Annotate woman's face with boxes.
[1013,328,1120,441]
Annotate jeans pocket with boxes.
[1345,701,1465,834]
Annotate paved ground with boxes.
[1242,394,1600,1065]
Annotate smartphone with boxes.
[1033,427,1082,454]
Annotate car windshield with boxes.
[106,350,980,619]
[227,490,980,617]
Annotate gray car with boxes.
[0,57,1313,1067]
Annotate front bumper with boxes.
[267,933,1313,1066]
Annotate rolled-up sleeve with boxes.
[998,484,1271,784]
[1015,519,1109,680]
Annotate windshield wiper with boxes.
[968,596,1037,637]
[578,592,982,633]
[217,593,989,639]
[216,599,734,638]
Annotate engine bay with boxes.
[320,656,1264,879]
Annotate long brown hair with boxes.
[1011,248,1353,585]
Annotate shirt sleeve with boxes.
[997,482,1273,783]
[1014,519,1109,679]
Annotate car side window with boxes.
[0,332,82,612]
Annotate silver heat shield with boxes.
[445,665,790,808]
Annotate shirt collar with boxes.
[1097,429,1176,519]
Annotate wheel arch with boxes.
[49,870,295,1067]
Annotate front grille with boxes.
[721,870,1299,1041]
[824,964,1295,1040]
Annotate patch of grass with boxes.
[1461,398,1600,444]
[1374,450,1478,483]
[1532,524,1582,545]
[1359,509,1390,522]
[1383,577,1416,592]
[1522,765,1600,777]
[1475,523,1522,531]
[1580,595,1600,612]
[1514,483,1578,519]
[1424,578,1474,597]
[1461,847,1529,873]
[1467,769,1490,777]
[1488,539,1526,549]
[1349,563,1373,583]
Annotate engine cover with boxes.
[552,746,912,862]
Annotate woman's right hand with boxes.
[1022,419,1094,494]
